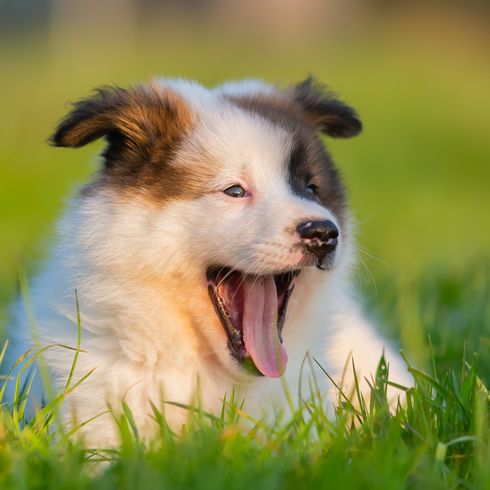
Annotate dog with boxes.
[5,77,411,446]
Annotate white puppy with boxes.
[5,78,411,446]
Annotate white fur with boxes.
[5,79,412,447]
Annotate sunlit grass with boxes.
[1,269,489,489]
[0,265,489,488]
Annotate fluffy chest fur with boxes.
[5,77,411,447]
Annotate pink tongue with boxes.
[242,276,288,378]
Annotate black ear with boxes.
[292,77,362,138]
[50,87,129,148]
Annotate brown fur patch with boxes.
[52,82,218,205]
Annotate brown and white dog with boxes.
[6,78,411,446]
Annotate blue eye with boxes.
[224,185,247,198]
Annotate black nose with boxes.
[296,220,339,268]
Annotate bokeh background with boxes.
[1,0,489,373]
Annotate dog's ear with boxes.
[292,77,362,138]
[51,87,122,148]
[50,84,193,162]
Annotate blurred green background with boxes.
[1,1,489,363]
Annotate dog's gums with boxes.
[206,267,298,377]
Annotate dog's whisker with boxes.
[357,247,390,268]
[214,257,253,290]
[356,258,378,296]
[228,260,263,304]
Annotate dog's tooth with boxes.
[208,284,244,353]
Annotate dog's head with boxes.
[51,77,361,379]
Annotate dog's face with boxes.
[52,78,361,379]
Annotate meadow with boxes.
[0,12,489,488]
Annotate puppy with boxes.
[6,77,411,446]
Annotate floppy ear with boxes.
[292,77,362,138]
[52,86,136,148]
[50,84,193,163]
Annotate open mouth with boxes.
[206,266,299,378]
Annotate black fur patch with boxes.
[287,130,347,224]
[292,77,362,138]
[229,77,361,224]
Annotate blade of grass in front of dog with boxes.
[220,388,246,426]
[10,346,53,425]
[0,341,9,403]
[39,292,92,435]
[0,340,8,368]
[63,290,82,393]
[219,392,227,421]
[162,400,222,424]
[19,267,55,405]
[122,401,140,442]
[312,356,362,423]
[0,341,85,409]
[280,374,296,415]
[304,355,332,430]
[0,347,32,403]
[351,358,369,426]
[149,400,176,446]
[16,369,36,422]
[32,367,96,432]
[304,354,323,406]
[369,353,389,417]
[408,367,452,399]
[62,409,112,442]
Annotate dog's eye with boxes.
[305,183,318,196]
[223,185,247,198]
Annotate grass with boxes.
[1,8,490,489]
[0,267,489,489]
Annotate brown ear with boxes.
[292,77,362,138]
[50,83,193,164]
[51,86,122,148]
